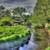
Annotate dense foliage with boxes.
[0,25,29,42]
[32,0,50,50]
[13,7,26,15]
[31,0,50,24]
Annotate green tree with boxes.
[0,5,5,17]
[5,10,11,16]
[32,0,50,24]
[13,7,26,16]
[0,5,5,10]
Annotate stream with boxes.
[19,32,37,50]
[0,32,37,50]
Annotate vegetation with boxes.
[31,0,50,25]
[0,6,30,42]
[45,47,50,50]
[13,7,26,16]
[0,25,29,42]
[0,0,50,50]
[32,0,50,50]
[34,26,48,50]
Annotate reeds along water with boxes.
[0,32,37,50]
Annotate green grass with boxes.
[0,25,29,42]
[0,16,15,21]
[0,16,16,26]
[45,47,50,50]
[48,25,50,29]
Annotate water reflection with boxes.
[0,32,37,50]
[19,42,37,50]
[19,32,37,50]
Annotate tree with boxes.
[0,5,5,10]
[0,5,5,17]
[5,10,11,16]
[32,0,50,50]
[32,0,50,24]
[13,7,26,16]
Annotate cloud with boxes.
[0,0,31,3]
[0,0,37,12]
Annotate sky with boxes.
[0,0,37,12]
